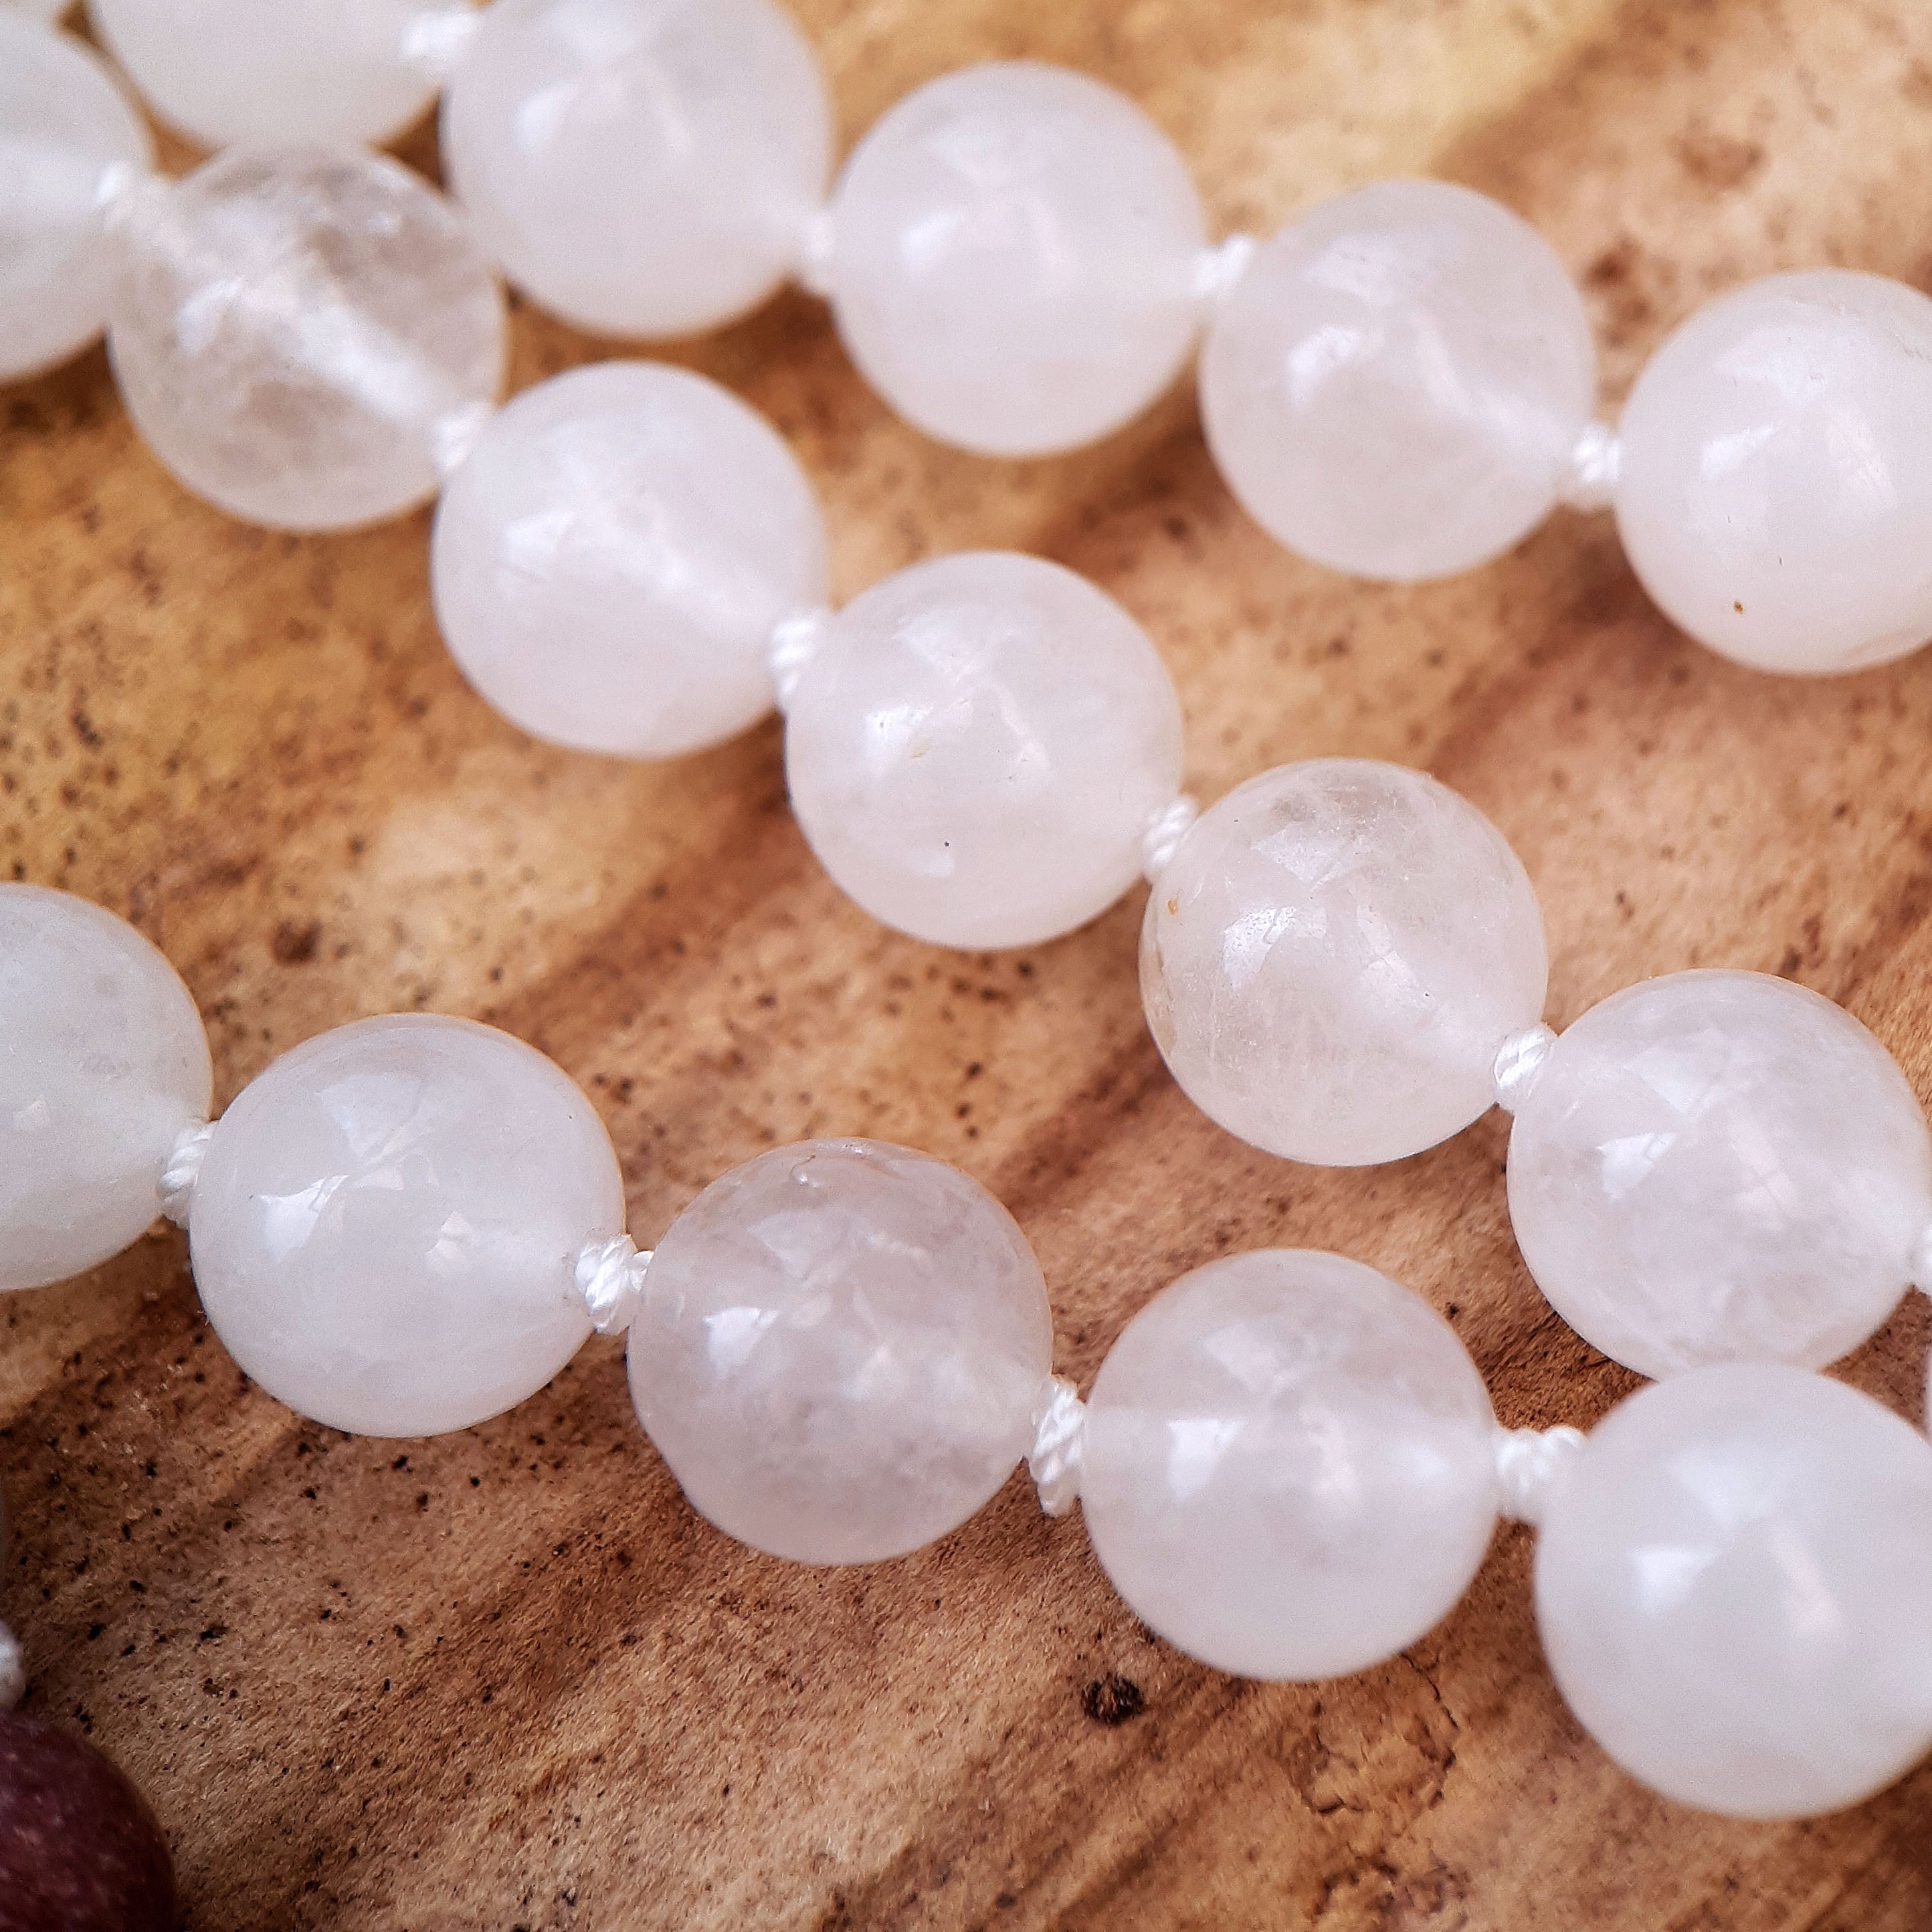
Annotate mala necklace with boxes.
[5,0,1932,1913]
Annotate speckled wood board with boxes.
[5,2,1932,1927]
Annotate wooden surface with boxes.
[6,1,1932,1925]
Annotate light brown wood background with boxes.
[5,0,1932,1925]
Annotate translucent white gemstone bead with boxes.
[0,886,210,1292]
[1141,759,1548,1165]
[627,1139,1053,1564]
[85,0,467,151]
[441,0,830,339]
[9,1,76,21]
[190,1015,621,1438]
[1615,271,1932,674]
[107,147,504,532]
[826,62,1208,457]
[0,14,151,383]
[1536,1364,1932,1818]
[1082,1250,1499,1680]
[431,361,826,759]
[1509,971,1931,1379]
[1199,180,1596,581]
[783,553,1186,949]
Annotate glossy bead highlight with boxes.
[1536,1365,1932,1818]
[1082,1250,1499,1678]
[827,62,1207,456]
[431,361,827,758]
[1200,180,1595,581]
[108,147,504,531]
[190,1015,622,1437]
[1141,759,1547,1165]
[784,553,1186,948]
[628,1140,1054,1564]
[1616,270,1932,673]
[442,0,831,338]
[0,886,211,1292]
[1508,971,1932,1377]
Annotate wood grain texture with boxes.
[5,1,1932,1925]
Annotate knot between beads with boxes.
[1493,1423,1585,1525]
[158,1120,213,1230]
[1193,233,1258,309]
[1141,794,1200,882]
[1029,1376,1085,1517]
[1558,422,1621,513]
[575,1234,651,1335]
[769,607,834,710]
[1491,1023,1557,1113]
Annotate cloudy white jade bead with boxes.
[442,0,831,339]
[783,552,1187,949]
[1507,971,1932,1379]
[86,0,469,151]
[1082,1250,1500,1679]
[0,886,210,1292]
[431,361,827,759]
[108,146,504,531]
[826,62,1208,457]
[1199,179,1596,581]
[1537,1364,1932,1819]
[628,1139,1053,1565]
[1616,271,1932,674]
[189,1013,622,1438]
[1141,758,1548,1165]
[0,13,151,383]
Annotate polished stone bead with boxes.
[1508,971,1931,1377]
[628,1139,1054,1564]
[1536,1364,1932,1818]
[190,1015,622,1437]
[86,0,466,151]
[1616,271,1932,673]
[827,61,1207,456]
[780,556,1174,947]
[108,147,504,531]
[442,0,830,338]
[431,361,827,758]
[0,886,210,1294]
[0,1712,175,1932]
[1082,1249,1499,1678]
[0,13,151,381]
[785,552,1185,949]
[1200,179,1595,581]
[1141,758,1547,1165]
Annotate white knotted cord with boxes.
[399,3,482,81]
[769,607,835,711]
[1141,795,1200,882]
[795,207,838,298]
[1491,1024,1557,1113]
[1029,1376,1086,1518]
[1193,233,1258,309]
[1558,422,1621,513]
[0,1622,23,1711]
[158,1120,213,1230]
[575,1234,652,1336]
[1493,1424,1586,1526]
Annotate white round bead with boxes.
[86,0,461,151]
[0,886,210,1293]
[1082,1250,1498,1680]
[784,553,1185,949]
[1536,1364,1932,1818]
[1509,971,1931,1379]
[1142,759,1547,1165]
[628,1139,1053,1564]
[191,1015,621,1438]
[442,0,830,339]
[1200,180,1595,581]
[431,361,826,759]
[107,146,504,532]
[0,14,151,383]
[827,62,1207,457]
[1615,271,1932,674]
